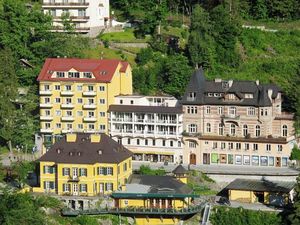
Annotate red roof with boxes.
[37,58,129,82]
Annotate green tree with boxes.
[288,174,300,224]
[252,0,268,19]
[11,161,35,188]
[187,5,215,69]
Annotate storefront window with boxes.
[269,157,274,166]
[252,155,259,166]
[260,156,268,166]
[235,155,242,165]
[282,157,288,167]
[228,154,233,164]
[243,155,250,165]
[211,153,219,163]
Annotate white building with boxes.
[42,0,109,36]
[108,95,184,164]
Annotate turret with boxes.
[172,165,188,184]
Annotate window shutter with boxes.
[111,183,114,191]
[79,168,82,177]
[97,167,99,175]
[43,166,46,174]
[104,168,107,175]
[43,181,46,189]
[85,168,87,177]
[79,184,82,192]
[62,168,65,176]
[68,184,71,191]
[63,184,66,191]
[111,167,113,176]
[105,183,107,191]
[86,184,88,193]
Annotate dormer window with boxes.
[56,72,65,78]
[245,93,253,99]
[68,72,80,78]
[222,82,229,89]
[188,92,196,101]
[228,94,235,100]
[100,70,107,75]
[83,72,92,78]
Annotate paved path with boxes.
[132,162,299,176]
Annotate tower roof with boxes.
[172,165,188,174]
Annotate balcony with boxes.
[61,116,75,121]
[40,103,53,108]
[40,128,53,133]
[68,176,80,182]
[82,91,96,97]
[42,2,89,8]
[83,117,97,122]
[61,103,74,109]
[60,90,74,96]
[70,16,90,22]
[40,116,53,121]
[112,118,133,123]
[39,90,52,95]
[221,114,240,125]
[83,104,96,109]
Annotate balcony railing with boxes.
[68,176,80,182]
[82,91,96,96]
[43,2,89,7]
[39,90,52,95]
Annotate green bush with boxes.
[290,146,300,160]
[138,165,166,176]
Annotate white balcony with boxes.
[40,128,53,133]
[39,90,52,95]
[60,91,74,96]
[40,103,53,108]
[40,116,53,121]
[61,116,75,121]
[83,91,96,97]
[61,103,74,109]
[112,118,133,122]
[62,129,73,134]
[83,117,97,122]
[83,104,96,109]
[42,2,89,8]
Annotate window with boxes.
[66,111,72,116]
[78,124,83,129]
[107,167,113,175]
[88,85,94,91]
[188,92,196,101]
[99,112,105,117]
[266,144,271,151]
[77,111,83,116]
[218,107,223,115]
[145,139,148,146]
[88,124,94,130]
[63,183,70,192]
[206,106,211,114]
[44,181,55,190]
[228,106,236,116]
[170,141,173,147]
[189,141,197,148]
[218,123,224,135]
[68,72,79,78]
[88,111,94,117]
[120,100,123,104]
[55,85,60,90]
[245,93,253,99]
[80,168,87,176]
[123,163,127,172]
[117,137,122,144]
[57,72,65,78]
[45,110,51,116]
[187,106,197,114]
[99,86,105,91]
[77,98,83,104]
[255,125,261,137]
[277,145,283,152]
[67,123,72,129]
[247,107,255,116]
[62,168,70,176]
[56,123,61,128]
[213,142,217,149]
[66,98,72,104]
[106,183,113,191]
[152,139,156,146]
[178,141,181,147]
[162,140,166,146]
[83,72,92,78]
[65,85,71,91]
[137,139,140,145]
[260,108,264,116]
[45,123,51,129]
[230,124,236,135]
[80,184,87,192]
[244,143,249,150]
[229,142,234,150]
[130,100,134,104]
[228,94,235,100]
[99,99,105,104]
[188,124,197,133]
[221,142,226,149]
[127,138,131,145]
[45,97,50,103]
[55,98,60,103]
[253,143,258,151]
[44,166,55,174]
[77,85,82,91]
[99,124,105,131]
[206,123,211,133]
[243,125,248,137]
[236,143,241,150]
[282,125,288,137]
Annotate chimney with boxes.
[66,133,77,142]
[256,80,260,86]
[228,80,233,88]
[267,89,273,100]
[91,134,101,143]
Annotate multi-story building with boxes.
[42,0,109,36]
[37,58,132,152]
[181,68,295,167]
[108,95,184,164]
[33,133,133,196]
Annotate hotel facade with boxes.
[37,58,132,153]
[108,95,184,164]
[181,68,295,167]
[42,0,110,36]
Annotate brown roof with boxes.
[39,133,133,164]
[108,105,183,114]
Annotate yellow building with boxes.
[37,58,132,153]
[33,133,133,196]
[226,178,295,207]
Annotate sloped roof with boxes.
[225,178,295,193]
[38,133,133,164]
[181,68,281,107]
[37,58,129,82]
[172,165,188,174]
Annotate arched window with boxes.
[206,123,211,133]
[243,125,248,137]
[188,124,197,133]
[255,125,261,137]
[230,124,236,135]
[218,123,224,135]
[282,125,288,137]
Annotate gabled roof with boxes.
[181,69,281,107]
[37,58,129,82]
[38,133,133,164]
[225,178,295,193]
[172,165,188,174]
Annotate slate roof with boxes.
[181,68,281,107]
[172,165,188,174]
[38,133,133,164]
[225,178,295,193]
[129,174,193,195]
[108,105,183,114]
[37,58,129,82]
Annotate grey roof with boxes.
[172,165,188,174]
[39,133,133,164]
[181,68,281,107]
[121,184,151,194]
[128,174,192,195]
[225,178,295,193]
[108,105,183,114]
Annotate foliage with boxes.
[138,165,166,176]
[0,162,5,182]
[210,206,282,225]
[0,190,47,225]
[288,173,300,224]
[35,195,63,209]
[11,160,35,188]
[290,146,300,160]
